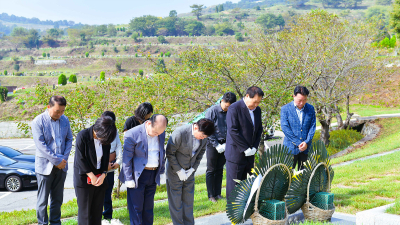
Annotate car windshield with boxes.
[0,155,17,166]
[0,146,22,157]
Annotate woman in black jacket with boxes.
[74,116,117,225]
[123,102,153,132]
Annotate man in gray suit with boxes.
[166,118,215,225]
[119,114,168,225]
[32,96,73,225]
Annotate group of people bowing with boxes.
[32,85,316,225]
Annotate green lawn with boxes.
[331,150,400,214]
[331,117,400,165]
[386,199,400,215]
[349,104,400,117]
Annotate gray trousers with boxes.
[36,167,67,225]
[166,169,195,225]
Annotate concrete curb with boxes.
[356,203,400,225]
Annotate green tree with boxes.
[129,15,160,36]
[96,25,107,36]
[165,51,171,57]
[215,6,219,13]
[132,32,139,42]
[389,35,397,47]
[391,0,400,35]
[42,52,46,57]
[139,69,144,76]
[276,14,286,30]
[256,13,278,29]
[190,4,204,20]
[157,58,166,73]
[58,74,67,85]
[214,22,235,35]
[205,25,216,35]
[169,10,178,17]
[101,51,105,56]
[3,70,7,75]
[85,52,89,57]
[100,71,105,81]
[0,86,7,102]
[184,21,206,36]
[47,53,50,57]
[235,32,244,41]
[219,4,224,12]
[158,35,166,43]
[255,6,261,10]
[47,28,60,39]
[116,61,122,72]
[113,47,118,53]
[14,64,20,72]
[107,24,117,36]
[68,74,77,83]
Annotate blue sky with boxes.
[0,0,240,25]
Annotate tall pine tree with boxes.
[391,0,400,35]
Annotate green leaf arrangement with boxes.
[226,176,257,224]
[226,144,293,224]
[285,140,334,214]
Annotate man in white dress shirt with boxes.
[119,114,168,225]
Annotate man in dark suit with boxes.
[205,92,236,202]
[166,118,215,225]
[225,86,264,200]
[119,114,168,225]
[280,86,316,170]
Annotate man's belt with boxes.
[144,167,158,170]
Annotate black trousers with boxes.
[225,160,253,200]
[75,181,108,225]
[103,171,115,219]
[206,142,226,198]
[127,169,157,225]
[293,152,308,170]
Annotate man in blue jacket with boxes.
[32,96,73,225]
[280,86,316,170]
[119,114,168,225]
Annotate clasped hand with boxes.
[177,168,195,181]
[244,147,257,156]
[298,142,308,151]
[88,173,105,186]
[216,144,226,153]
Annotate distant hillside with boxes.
[0,12,76,27]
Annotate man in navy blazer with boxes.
[225,86,264,200]
[280,86,316,170]
[32,96,73,225]
[119,114,168,225]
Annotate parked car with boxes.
[0,155,36,192]
[0,146,35,163]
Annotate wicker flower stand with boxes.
[301,162,335,221]
[251,163,291,225]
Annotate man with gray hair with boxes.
[32,95,73,225]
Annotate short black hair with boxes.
[195,118,215,136]
[149,114,168,127]
[102,111,116,121]
[222,92,237,104]
[246,86,264,98]
[135,102,153,123]
[93,116,117,145]
[49,95,67,107]
[294,86,310,96]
